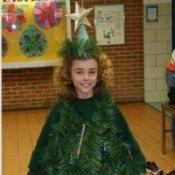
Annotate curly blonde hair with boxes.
[53,53,113,98]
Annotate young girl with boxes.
[28,27,146,175]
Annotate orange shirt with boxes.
[167,59,175,72]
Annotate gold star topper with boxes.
[66,1,93,31]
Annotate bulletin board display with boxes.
[2,0,71,69]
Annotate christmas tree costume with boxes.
[28,3,146,174]
[28,92,146,175]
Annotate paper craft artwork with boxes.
[19,25,48,57]
[2,3,26,33]
[66,2,93,31]
[2,36,8,57]
[33,1,63,29]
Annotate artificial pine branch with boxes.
[59,38,101,60]
[39,93,145,175]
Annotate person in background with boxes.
[27,24,146,175]
[166,49,175,150]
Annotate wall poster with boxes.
[2,0,71,69]
[94,4,125,45]
[146,4,159,22]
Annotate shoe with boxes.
[153,169,164,175]
[167,169,175,175]
[146,161,159,171]
[146,161,164,175]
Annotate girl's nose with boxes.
[83,73,89,79]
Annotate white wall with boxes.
[144,2,172,102]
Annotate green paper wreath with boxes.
[19,25,47,57]
[2,36,8,57]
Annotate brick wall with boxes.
[2,67,58,110]
[2,0,144,110]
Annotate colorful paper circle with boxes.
[19,25,48,57]
[33,1,62,29]
[2,3,26,33]
[2,36,8,57]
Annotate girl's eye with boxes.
[89,71,96,74]
[76,71,83,74]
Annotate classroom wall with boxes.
[143,1,172,102]
[2,0,144,110]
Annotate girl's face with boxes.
[71,59,98,99]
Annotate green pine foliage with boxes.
[59,38,101,59]
[39,93,145,175]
